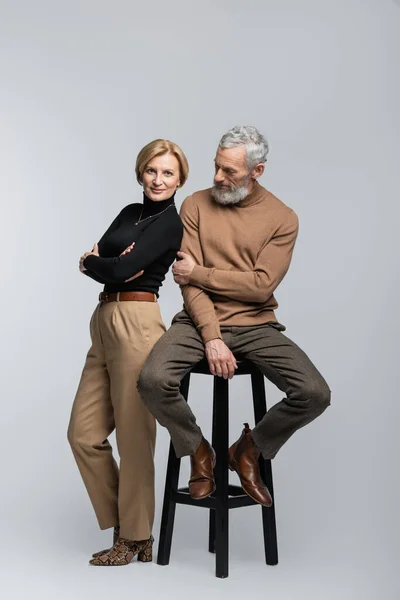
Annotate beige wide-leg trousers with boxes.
[67,299,166,541]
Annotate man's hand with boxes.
[205,338,238,379]
[79,243,100,273]
[172,251,196,285]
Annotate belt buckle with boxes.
[99,292,109,303]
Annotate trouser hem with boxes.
[98,518,119,531]
[251,426,279,460]
[171,428,203,458]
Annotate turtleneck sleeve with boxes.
[83,193,183,283]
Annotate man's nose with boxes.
[214,168,224,183]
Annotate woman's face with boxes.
[142,152,181,201]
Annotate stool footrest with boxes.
[174,490,216,508]
[174,486,259,509]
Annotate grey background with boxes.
[1,0,399,598]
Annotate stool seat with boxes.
[157,358,278,578]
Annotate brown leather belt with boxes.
[99,291,156,303]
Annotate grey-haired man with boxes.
[138,125,330,505]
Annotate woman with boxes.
[67,139,187,566]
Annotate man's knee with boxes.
[288,376,331,416]
[138,362,156,400]
[296,377,331,414]
[137,358,171,405]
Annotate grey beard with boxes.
[211,182,250,205]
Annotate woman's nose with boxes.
[154,172,163,185]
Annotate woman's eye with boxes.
[165,171,173,176]
[147,168,155,173]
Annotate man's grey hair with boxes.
[219,125,269,170]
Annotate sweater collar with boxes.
[235,180,266,208]
[142,191,176,218]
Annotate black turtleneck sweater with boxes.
[83,193,183,296]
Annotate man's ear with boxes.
[251,162,265,180]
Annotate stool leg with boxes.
[208,508,216,554]
[157,373,190,566]
[214,376,229,578]
[208,385,218,554]
[251,371,279,566]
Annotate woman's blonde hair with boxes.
[135,139,189,188]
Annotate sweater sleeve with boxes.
[188,210,299,303]
[83,269,112,284]
[83,214,183,283]
[80,210,123,285]
[179,196,222,343]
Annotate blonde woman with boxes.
[68,139,188,566]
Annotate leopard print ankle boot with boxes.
[92,526,120,559]
[89,535,154,566]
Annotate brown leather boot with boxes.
[229,423,273,507]
[188,437,216,500]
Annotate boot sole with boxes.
[228,457,273,508]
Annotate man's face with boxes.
[214,146,250,188]
[212,146,253,205]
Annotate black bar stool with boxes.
[156,358,278,578]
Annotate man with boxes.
[138,125,331,506]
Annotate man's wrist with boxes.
[189,265,211,287]
[199,322,222,344]
[205,338,222,346]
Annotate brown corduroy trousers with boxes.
[138,310,331,460]
[67,299,166,541]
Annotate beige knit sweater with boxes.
[179,181,299,343]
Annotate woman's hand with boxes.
[124,271,144,282]
[119,242,144,282]
[119,242,135,257]
[79,241,143,281]
[79,243,100,273]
